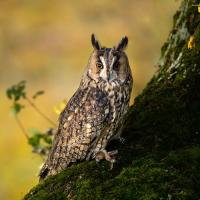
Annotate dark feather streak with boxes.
[91,34,101,50]
[116,36,128,51]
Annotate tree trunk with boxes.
[24,1,200,199]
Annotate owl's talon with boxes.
[95,149,118,169]
[110,159,116,170]
[108,150,118,157]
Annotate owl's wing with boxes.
[39,86,110,179]
[59,86,110,139]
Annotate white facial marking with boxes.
[109,56,117,81]
[110,56,116,69]
[99,56,108,81]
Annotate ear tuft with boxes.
[91,34,101,50]
[116,36,128,51]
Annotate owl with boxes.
[39,34,133,180]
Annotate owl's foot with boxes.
[95,149,118,169]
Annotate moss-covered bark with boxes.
[24,1,200,199]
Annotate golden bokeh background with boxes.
[0,1,180,199]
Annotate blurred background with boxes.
[0,0,180,199]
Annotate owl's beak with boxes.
[106,71,110,82]
[107,71,114,82]
[108,70,117,82]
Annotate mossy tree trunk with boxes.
[24,1,200,199]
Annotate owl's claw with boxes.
[95,149,118,169]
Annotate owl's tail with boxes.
[39,164,49,181]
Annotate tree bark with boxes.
[24,1,200,199]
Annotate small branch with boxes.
[15,115,29,139]
[25,96,56,127]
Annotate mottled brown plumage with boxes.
[39,34,133,180]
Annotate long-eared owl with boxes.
[39,34,133,180]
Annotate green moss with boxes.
[24,149,200,200]
[23,1,200,199]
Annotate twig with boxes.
[25,96,56,127]
[15,115,29,139]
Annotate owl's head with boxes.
[86,34,131,83]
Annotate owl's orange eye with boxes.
[96,62,103,69]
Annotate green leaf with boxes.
[32,90,45,99]
[11,103,24,116]
[43,135,52,144]
[6,80,27,102]
[28,134,42,148]
[28,128,52,149]
[6,88,13,99]
[27,128,52,155]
